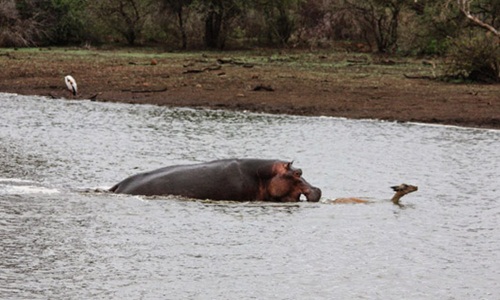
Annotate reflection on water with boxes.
[1,93,499,299]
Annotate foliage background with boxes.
[1,0,498,81]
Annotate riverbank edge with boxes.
[1,48,498,130]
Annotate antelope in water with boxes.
[327,184,418,206]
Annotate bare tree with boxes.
[260,0,301,46]
[90,0,154,45]
[443,0,500,82]
[197,0,246,49]
[345,0,411,53]
[159,0,193,49]
[453,0,499,37]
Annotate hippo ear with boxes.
[285,161,293,170]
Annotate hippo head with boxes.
[266,161,322,202]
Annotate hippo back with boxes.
[110,159,276,200]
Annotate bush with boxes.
[0,0,47,47]
[407,2,464,56]
[49,0,89,45]
[446,32,500,83]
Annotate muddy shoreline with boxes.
[1,48,498,129]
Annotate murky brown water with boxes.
[1,93,499,299]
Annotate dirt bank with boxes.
[1,48,498,129]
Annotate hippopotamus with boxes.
[109,159,321,202]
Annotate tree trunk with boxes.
[204,8,223,49]
[176,9,187,49]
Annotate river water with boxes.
[1,93,499,299]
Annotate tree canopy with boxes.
[1,0,498,80]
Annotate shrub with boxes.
[48,0,89,45]
[446,32,500,83]
[0,0,48,47]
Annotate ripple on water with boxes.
[0,93,499,299]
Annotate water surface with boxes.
[1,93,499,299]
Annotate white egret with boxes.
[64,75,77,96]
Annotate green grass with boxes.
[0,46,443,80]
